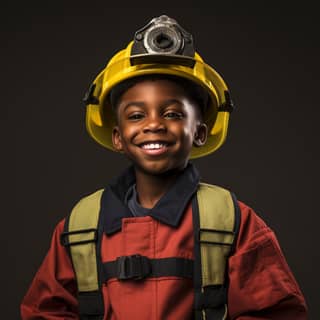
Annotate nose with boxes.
[142,114,167,133]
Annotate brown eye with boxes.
[164,111,184,119]
[128,113,144,120]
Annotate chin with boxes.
[135,161,188,176]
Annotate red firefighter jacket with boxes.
[21,164,307,319]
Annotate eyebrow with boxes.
[122,101,146,112]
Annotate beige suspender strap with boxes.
[197,183,236,287]
[66,189,104,292]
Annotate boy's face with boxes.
[112,79,207,175]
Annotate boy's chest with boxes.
[99,203,195,320]
[101,203,195,262]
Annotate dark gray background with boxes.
[2,1,319,319]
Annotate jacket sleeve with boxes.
[227,201,308,320]
[21,219,79,319]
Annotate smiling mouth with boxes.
[140,142,169,150]
[138,141,173,155]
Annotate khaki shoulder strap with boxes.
[197,182,236,287]
[195,183,239,320]
[62,189,104,292]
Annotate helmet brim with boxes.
[86,53,230,159]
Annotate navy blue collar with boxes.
[101,163,200,235]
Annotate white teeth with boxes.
[141,143,166,150]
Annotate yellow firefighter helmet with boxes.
[84,15,234,158]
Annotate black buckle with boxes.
[198,228,234,246]
[117,254,151,280]
[195,286,227,309]
[60,228,98,247]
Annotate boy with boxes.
[21,15,307,319]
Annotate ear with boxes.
[193,123,208,147]
[112,126,123,152]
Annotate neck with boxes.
[134,166,186,209]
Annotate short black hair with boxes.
[108,74,209,117]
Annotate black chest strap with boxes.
[103,255,193,281]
